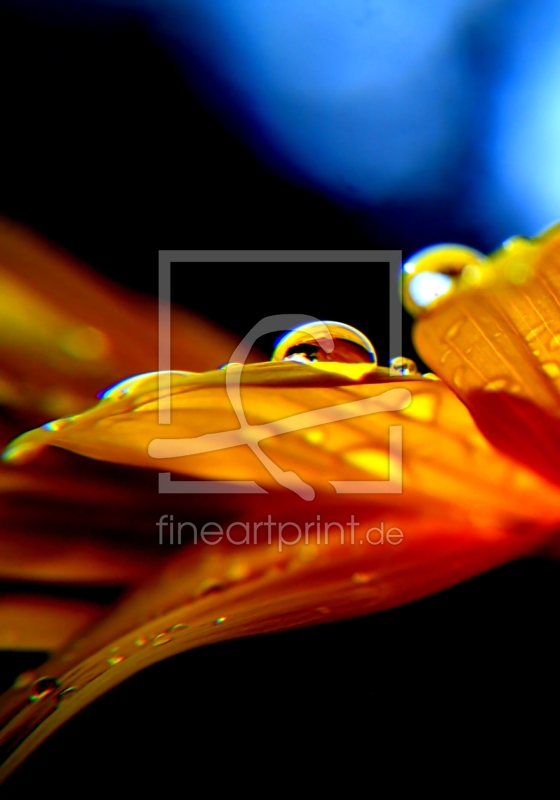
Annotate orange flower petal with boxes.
[0,215,244,418]
[0,597,102,651]
[0,497,554,778]
[409,227,560,487]
[5,364,560,526]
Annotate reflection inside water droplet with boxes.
[271,321,376,365]
[214,617,227,625]
[108,655,125,666]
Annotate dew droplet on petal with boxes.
[351,572,376,585]
[542,362,560,379]
[484,378,509,391]
[525,325,546,343]
[453,366,466,389]
[134,636,147,647]
[170,624,189,632]
[214,617,227,625]
[271,321,376,365]
[58,687,79,701]
[389,356,419,376]
[194,578,226,599]
[108,655,125,666]
[152,632,173,647]
[13,670,36,690]
[29,677,59,702]
[401,244,485,316]
[444,320,465,341]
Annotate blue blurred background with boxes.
[3,0,560,263]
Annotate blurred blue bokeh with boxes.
[4,0,560,248]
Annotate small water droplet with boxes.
[152,632,173,647]
[108,655,124,666]
[135,636,147,647]
[271,321,376,365]
[315,606,331,615]
[351,572,376,585]
[170,624,189,632]
[492,331,503,339]
[58,687,79,701]
[453,366,466,388]
[401,244,485,316]
[533,349,541,357]
[194,578,226,598]
[525,325,546,343]
[440,349,452,364]
[550,336,560,351]
[542,362,560,379]
[485,378,509,391]
[60,326,110,361]
[109,646,120,654]
[13,670,37,689]
[444,320,464,341]
[389,357,419,376]
[29,677,59,701]
[214,617,227,625]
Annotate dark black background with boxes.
[1,4,557,792]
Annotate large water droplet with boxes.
[401,244,485,316]
[271,321,376,365]
[29,677,59,702]
[389,357,419,376]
